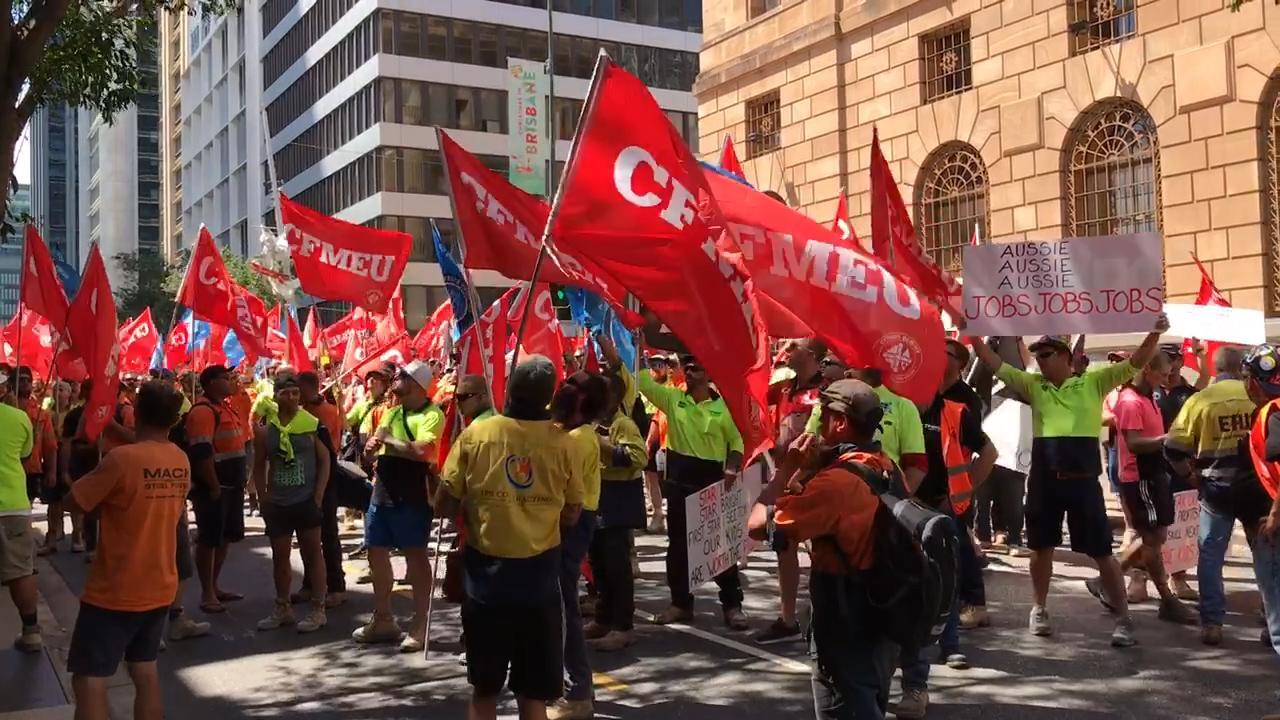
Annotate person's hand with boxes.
[1153,312,1170,335]
[1261,510,1280,540]
[364,436,382,454]
[1193,340,1207,358]
[784,433,820,472]
[722,469,740,490]
[596,433,613,455]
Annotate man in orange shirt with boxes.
[749,379,896,720]
[14,370,58,546]
[295,370,346,607]
[64,381,190,720]
[185,366,249,614]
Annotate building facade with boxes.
[697,0,1280,312]
[259,0,702,328]
[0,184,32,317]
[78,28,163,288]
[28,104,80,269]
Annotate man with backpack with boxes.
[748,378,900,720]
[184,365,250,615]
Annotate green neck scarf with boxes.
[270,409,319,463]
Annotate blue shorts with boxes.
[364,502,432,549]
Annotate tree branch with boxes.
[9,0,73,82]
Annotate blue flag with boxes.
[223,331,246,369]
[432,221,474,333]
[567,289,636,370]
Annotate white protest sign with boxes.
[684,461,765,590]
[983,398,1031,474]
[1163,303,1265,345]
[961,234,1164,336]
[1161,490,1200,575]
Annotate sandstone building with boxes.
[696,0,1280,313]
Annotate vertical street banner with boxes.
[507,57,548,196]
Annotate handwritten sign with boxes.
[1161,490,1199,575]
[961,234,1164,336]
[684,460,767,590]
[1163,303,1265,345]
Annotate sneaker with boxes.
[895,688,929,719]
[168,615,211,641]
[353,615,403,644]
[944,652,970,670]
[589,630,635,652]
[1157,598,1198,626]
[1029,606,1053,637]
[70,539,85,553]
[347,544,368,560]
[297,606,327,633]
[958,605,990,629]
[325,592,347,609]
[1127,571,1150,603]
[723,608,750,631]
[752,617,801,645]
[647,517,666,535]
[1085,577,1115,612]
[256,602,296,631]
[14,625,42,653]
[547,698,594,720]
[289,588,313,605]
[1171,576,1200,602]
[652,606,693,625]
[584,621,611,641]
[1111,617,1138,648]
[1200,625,1223,646]
[399,634,424,653]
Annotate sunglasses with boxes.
[683,363,704,372]
[1035,350,1059,361]
[454,392,480,402]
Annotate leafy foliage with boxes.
[114,245,278,331]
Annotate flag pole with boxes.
[512,49,609,361]
[13,227,28,389]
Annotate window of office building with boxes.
[1068,0,1137,55]
[745,90,780,159]
[920,20,971,104]
[1065,100,1161,238]
[914,143,989,274]
[749,0,779,20]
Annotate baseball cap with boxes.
[400,359,434,392]
[1244,344,1280,395]
[1159,343,1183,360]
[274,376,300,394]
[365,360,397,381]
[199,365,231,389]
[1106,350,1131,363]
[1028,335,1072,354]
[820,378,881,420]
[508,355,557,408]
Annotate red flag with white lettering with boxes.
[164,316,192,370]
[280,194,410,313]
[831,194,868,253]
[551,58,773,459]
[341,332,411,380]
[458,293,511,412]
[1181,254,1230,374]
[3,305,56,374]
[286,313,315,372]
[412,301,453,363]
[21,225,69,329]
[705,172,947,405]
[117,308,160,375]
[870,130,961,309]
[65,245,119,441]
[719,136,745,179]
[438,130,641,327]
[175,227,272,359]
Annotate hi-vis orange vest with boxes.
[939,400,975,515]
[1247,399,1280,502]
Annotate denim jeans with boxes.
[956,510,986,607]
[1251,528,1280,661]
[809,573,896,719]
[900,601,958,692]
[1197,502,1235,627]
[559,511,597,701]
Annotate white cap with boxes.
[402,359,434,391]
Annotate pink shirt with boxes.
[1112,386,1164,483]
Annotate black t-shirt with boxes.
[1154,383,1197,431]
[61,406,100,480]
[918,394,989,509]
[942,379,985,419]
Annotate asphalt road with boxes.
[35,514,1280,720]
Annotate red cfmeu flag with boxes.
[437,130,641,328]
[831,194,868,253]
[117,309,160,376]
[551,58,773,459]
[412,301,453,363]
[175,227,272,359]
[3,305,56,374]
[869,129,961,310]
[65,245,118,442]
[705,173,947,405]
[280,194,410,313]
[21,225,69,328]
[286,313,315,372]
[1182,254,1231,374]
[719,136,745,179]
[458,292,511,412]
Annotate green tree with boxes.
[115,245,278,332]
[0,0,232,226]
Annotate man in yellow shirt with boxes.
[435,356,585,720]
[0,380,38,652]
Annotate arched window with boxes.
[914,142,989,274]
[1262,77,1280,315]
[1065,100,1162,237]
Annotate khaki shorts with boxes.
[0,515,35,584]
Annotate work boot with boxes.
[752,617,801,644]
[1200,625,1223,646]
[1111,617,1138,648]
[1170,575,1200,602]
[895,688,929,719]
[723,608,750,631]
[959,604,991,629]
[589,630,635,652]
[352,614,402,644]
[14,625,42,653]
[547,698,594,720]
[652,606,693,625]
[168,615,211,641]
[256,601,296,631]
[1158,598,1198,626]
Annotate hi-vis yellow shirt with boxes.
[637,369,743,462]
[442,416,585,559]
[567,425,602,511]
[1166,378,1255,485]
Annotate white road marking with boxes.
[633,610,810,674]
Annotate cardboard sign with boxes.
[1163,303,1265,345]
[684,460,766,590]
[961,234,1164,336]
[1161,490,1200,575]
[984,398,1031,474]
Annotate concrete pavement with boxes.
[24,511,1280,719]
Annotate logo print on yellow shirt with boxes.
[505,455,535,490]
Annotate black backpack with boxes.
[169,400,221,453]
[827,449,958,652]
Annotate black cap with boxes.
[199,365,231,389]
[1028,335,1072,354]
[508,355,557,408]
[274,376,300,394]
[820,378,881,420]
